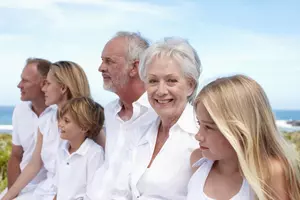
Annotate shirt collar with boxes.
[62,138,92,156]
[142,103,198,145]
[133,92,151,108]
[25,101,57,115]
[175,103,199,134]
[110,92,151,115]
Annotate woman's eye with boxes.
[206,125,213,130]
[167,79,177,83]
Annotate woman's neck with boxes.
[57,98,68,110]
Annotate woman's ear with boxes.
[129,60,140,77]
[60,85,68,94]
[187,79,196,97]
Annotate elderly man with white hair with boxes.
[86,31,157,200]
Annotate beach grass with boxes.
[0,131,300,192]
[0,133,12,192]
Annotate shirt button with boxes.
[67,162,69,165]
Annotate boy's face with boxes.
[58,111,86,143]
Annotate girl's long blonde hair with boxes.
[194,74,300,200]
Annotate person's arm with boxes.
[7,145,23,188]
[7,106,23,189]
[2,130,44,200]
[269,159,289,200]
[190,149,202,174]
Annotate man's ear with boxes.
[129,60,140,77]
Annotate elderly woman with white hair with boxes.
[117,37,202,200]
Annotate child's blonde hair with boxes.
[59,97,104,140]
[194,74,300,200]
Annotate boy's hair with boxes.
[59,97,104,140]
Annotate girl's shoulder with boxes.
[190,149,203,173]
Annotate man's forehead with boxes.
[22,63,39,79]
[102,37,127,57]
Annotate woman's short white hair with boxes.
[139,37,202,102]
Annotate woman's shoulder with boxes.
[190,149,203,173]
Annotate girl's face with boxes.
[195,102,236,161]
[42,71,65,106]
[58,112,86,142]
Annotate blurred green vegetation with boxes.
[0,131,300,192]
[283,131,300,152]
[0,134,12,192]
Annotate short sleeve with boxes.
[11,106,21,145]
[38,110,56,136]
[87,146,105,184]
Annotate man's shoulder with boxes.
[104,98,120,112]
[13,102,31,115]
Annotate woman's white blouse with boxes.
[187,158,254,200]
[129,103,199,200]
[34,109,62,198]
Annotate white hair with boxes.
[113,31,149,62]
[139,37,202,102]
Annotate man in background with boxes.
[3,58,55,198]
[87,31,157,199]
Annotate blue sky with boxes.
[0,0,299,109]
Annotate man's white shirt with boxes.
[87,93,157,199]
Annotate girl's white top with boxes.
[187,158,254,200]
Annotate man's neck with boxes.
[116,80,145,121]
[31,98,47,117]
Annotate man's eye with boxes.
[106,59,114,64]
[148,79,157,84]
